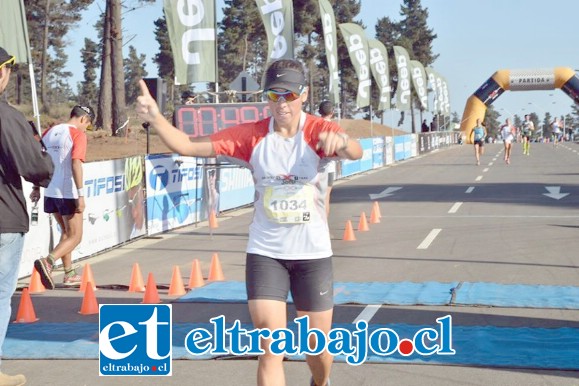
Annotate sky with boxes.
[65,0,579,129]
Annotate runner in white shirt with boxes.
[501,118,516,164]
[34,105,94,289]
[551,117,563,147]
[136,59,362,386]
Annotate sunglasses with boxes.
[0,56,15,70]
[264,89,303,103]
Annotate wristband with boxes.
[77,188,84,197]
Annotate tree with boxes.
[218,0,267,88]
[24,0,93,113]
[79,38,99,106]
[124,46,148,105]
[484,105,501,140]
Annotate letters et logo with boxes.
[99,304,172,376]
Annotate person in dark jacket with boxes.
[0,46,54,386]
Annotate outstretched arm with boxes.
[136,80,215,157]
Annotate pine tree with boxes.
[24,0,93,113]
[80,38,99,106]
[124,46,148,105]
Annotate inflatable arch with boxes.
[460,67,579,143]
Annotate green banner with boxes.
[393,46,411,111]
[164,0,216,84]
[339,23,371,109]
[255,0,295,61]
[425,67,439,113]
[319,0,339,105]
[368,39,391,112]
[0,0,30,63]
[409,60,428,111]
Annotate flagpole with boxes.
[17,0,42,135]
[214,0,219,103]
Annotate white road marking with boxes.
[465,187,475,194]
[475,176,483,181]
[353,304,382,324]
[448,202,463,214]
[417,228,442,249]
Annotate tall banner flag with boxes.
[409,60,428,111]
[0,0,43,135]
[441,75,450,116]
[434,70,446,115]
[256,0,295,61]
[164,0,216,84]
[0,0,29,63]
[393,46,412,111]
[425,67,438,113]
[368,39,391,111]
[319,0,340,105]
[339,23,371,109]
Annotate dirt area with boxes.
[86,118,404,162]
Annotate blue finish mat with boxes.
[453,282,579,309]
[5,322,579,370]
[177,281,579,309]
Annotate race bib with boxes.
[263,184,314,223]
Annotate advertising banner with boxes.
[255,0,295,60]
[393,46,412,111]
[319,0,340,104]
[368,39,391,111]
[339,23,371,109]
[164,0,216,83]
[51,158,147,262]
[145,154,204,235]
[410,60,428,111]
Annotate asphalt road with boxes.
[6,141,579,386]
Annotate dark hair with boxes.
[71,105,95,123]
[318,100,334,116]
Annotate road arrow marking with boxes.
[369,187,402,200]
[543,186,569,200]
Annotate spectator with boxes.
[0,46,54,386]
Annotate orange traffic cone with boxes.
[188,259,205,289]
[168,266,186,296]
[29,266,46,294]
[208,253,225,281]
[79,263,97,293]
[342,220,356,241]
[128,263,145,292]
[142,273,161,304]
[14,288,38,323]
[357,212,370,231]
[209,210,219,229]
[373,201,382,218]
[79,282,99,315]
[370,203,381,224]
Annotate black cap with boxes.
[263,67,306,95]
[0,47,15,67]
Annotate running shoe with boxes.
[34,257,54,290]
[63,269,82,287]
